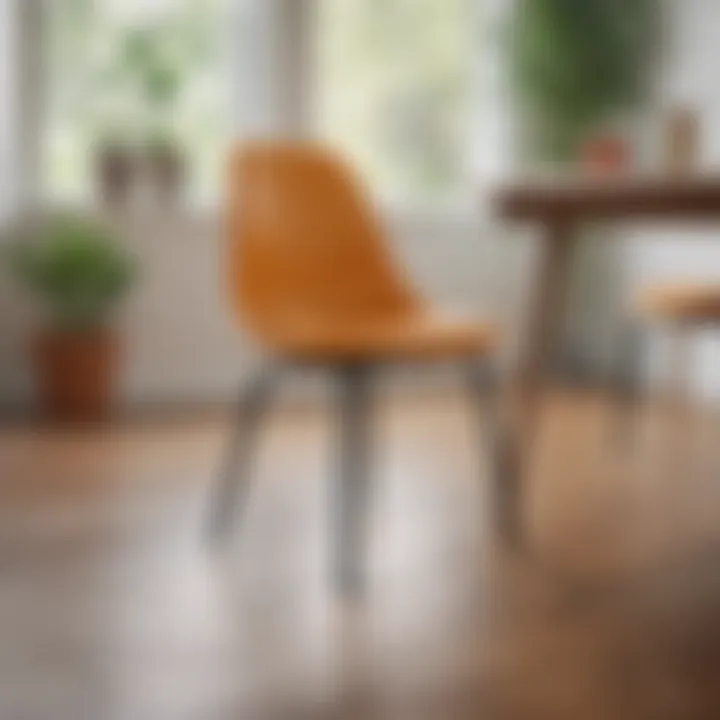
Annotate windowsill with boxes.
[383,201,484,226]
[43,196,485,230]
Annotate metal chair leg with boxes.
[206,368,276,544]
[611,322,645,453]
[665,322,695,461]
[466,358,521,546]
[333,365,373,596]
[667,322,693,412]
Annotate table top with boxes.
[495,173,720,222]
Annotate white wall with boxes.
[117,209,500,406]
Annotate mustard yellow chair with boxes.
[616,282,720,442]
[637,283,720,323]
[208,143,503,592]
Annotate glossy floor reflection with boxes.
[1,390,720,718]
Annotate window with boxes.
[315,0,476,207]
[44,0,232,202]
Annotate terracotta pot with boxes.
[95,145,136,208]
[34,330,120,423]
[582,134,632,172]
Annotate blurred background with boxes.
[4,0,720,411]
[3,1,720,718]
[0,0,717,409]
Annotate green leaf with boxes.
[509,0,660,161]
[5,214,136,330]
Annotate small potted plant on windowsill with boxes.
[124,26,188,204]
[6,214,136,423]
[94,135,137,208]
[145,132,187,205]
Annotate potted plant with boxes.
[508,0,660,377]
[145,133,187,205]
[509,0,660,165]
[93,135,137,207]
[121,26,187,204]
[7,214,135,423]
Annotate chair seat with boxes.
[637,283,720,322]
[270,312,497,363]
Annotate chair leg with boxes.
[611,322,645,454]
[466,358,521,546]
[666,322,695,456]
[206,368,276,544]
[668,322,693,410]
[333,364,373,596]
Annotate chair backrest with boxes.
[227,143,420,347]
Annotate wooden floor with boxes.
[2,389,720,719]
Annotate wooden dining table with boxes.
[493,173,720,537]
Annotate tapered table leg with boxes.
[508,221,579,539]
